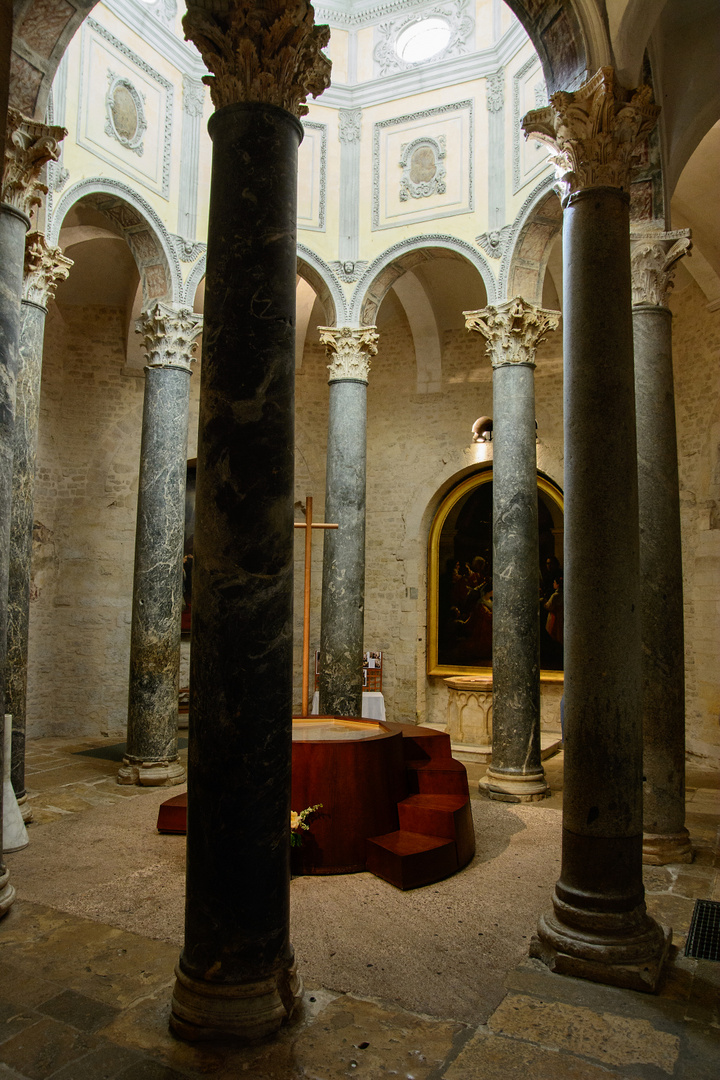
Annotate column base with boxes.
[530,891,671,993]
[478,766,549,802]
[17,794,33,823]
[643,829,693,866]
[117,757,186,787]
[0,867,16,918]
[170,959,303,1043]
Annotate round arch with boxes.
[350,236,497,327]
[297,245,347,326]
[501,174,562,303]
[48,177,182,306]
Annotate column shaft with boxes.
[0,202,27,917]
[487,361,546,798]
[634,303,690,862]
[120,361,192,787]
[171,102,301,1040]
[319,378,367,716]
[6,298,45,811]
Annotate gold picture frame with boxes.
[427,469,565,679]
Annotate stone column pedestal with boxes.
[171,0,331,1042]
[6,234,71,821]
[631,232,693,865]
[119,303,201,788]
[317,326,378,717]
[465,298,559,803]
[523,68,670,992]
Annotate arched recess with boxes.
[426,468,565,677]
[49,177,181,306]
[502,176,563,304]
[502,0,606,94]
[297,244,346,327]
[351,237,496,327]
[11,0,100,117]
[391,271,443,396]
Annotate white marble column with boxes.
[0,110,64,919]
[7,233,71,822]
[523,68,670,991]
[317,326,378,717]
[465,297,559,802]
[631,230,693,865]
[119,303,201,787]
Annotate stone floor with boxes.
[0,735,717,1079]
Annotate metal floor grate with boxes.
[685,899,720,961]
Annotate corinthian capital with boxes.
[136,302,203,372]
[23,232,73,307]
[319,325,379,383]
[631,229,692,308]
[521,67,659,201]
[464,297,560,368]
[183,1,331,115]
[3,109,66,218]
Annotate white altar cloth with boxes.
[310,691,386,722]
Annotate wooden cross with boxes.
[294,495,338,717]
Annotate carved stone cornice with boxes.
[136,302,203,372]
[521,67,660,201]
[318,325,379,383]
[464,297,560,368]
[3,109,66,219]
[22,232,73,308]
[630,230,692,308]
[183,1,331,116]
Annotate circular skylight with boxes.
[396,17,452,64]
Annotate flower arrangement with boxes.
[290,803,323,847]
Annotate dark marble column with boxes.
[524,68,670,991]
[317,326,378,717]
[465,298,559,802]
[0,110,64,919]
[6,234,71,823]
[172,0,330,1042]
[118,303,201,788]
[631,231,693,865]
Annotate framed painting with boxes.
[427,468,565,678]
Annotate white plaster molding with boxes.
[297,244,348,325]
[319,325,379,383]
[499,172,560,299]
[104,0,206,77]
[476,225,512,261]
[399,135,446,201]
[338,107,362,143]
[300,120,328,232]
[373,1,474,78]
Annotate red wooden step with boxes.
[157,792,187,834]
[406,758,469,797]
[397,794,475,867]
[400,725,452,763]
[366,830,458,890]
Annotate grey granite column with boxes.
[118,302,201,788]
[0,110,64,919]
[524,68,670,991]
[6,234,71,822]
[466,298,559,802]
[172,0,330,1042]
[317,326,378,717]
[631,231,693,865]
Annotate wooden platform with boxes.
[158,719,475,890]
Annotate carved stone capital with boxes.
[183,1,331,116]
[464,297,560,368]
[136,302,203,372]
[338,108,362,143]
[318,325,379,383]
[521,67,660,201]
[630,229,692,308]
[3,109,66,219]
[23,232,73,308]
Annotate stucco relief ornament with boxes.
[464,297,560,368]
[3,109,66,219]
[330,260,368,283]
[22,233,73,308]
[318,325,379,383]
[630,230,692,308]
[521,67,660,201]
[182,1,331,116]
[476,225,512,260]
[136,302,203,372]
